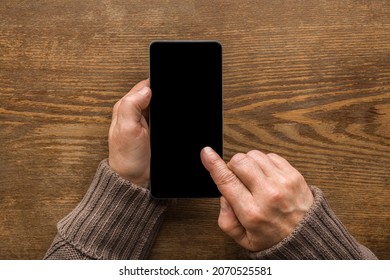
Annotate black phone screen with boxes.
[149,41,223,198]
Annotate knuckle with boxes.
[267,152,279,159]
[122,94,142,111]
[218,216,233,232]
[229,153,248,168]
[283,172,304,189]
[116,121,140,136]
[121,94,134,106]
[114,95,136,115]
[247,150,262,158]
[293,172,304,184]
[267,188,285,204]
[278,176,290,188]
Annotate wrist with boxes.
[108,158,149,187]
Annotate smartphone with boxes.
[149,41,223,198]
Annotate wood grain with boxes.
[1,0,389,259]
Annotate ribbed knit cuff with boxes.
[57,159,170,260]
[249,186,374,260]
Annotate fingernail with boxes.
[138,87,150,97]
[203,146,214,155]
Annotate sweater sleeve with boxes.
[44,159,170,260]
[249,186,377,260]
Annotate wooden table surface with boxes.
[1,0,389,260]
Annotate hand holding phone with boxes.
[108,80,152,187]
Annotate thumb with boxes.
[111,79,150,126]
[119,86,151,123]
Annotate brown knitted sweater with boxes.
[44,160,377,260]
